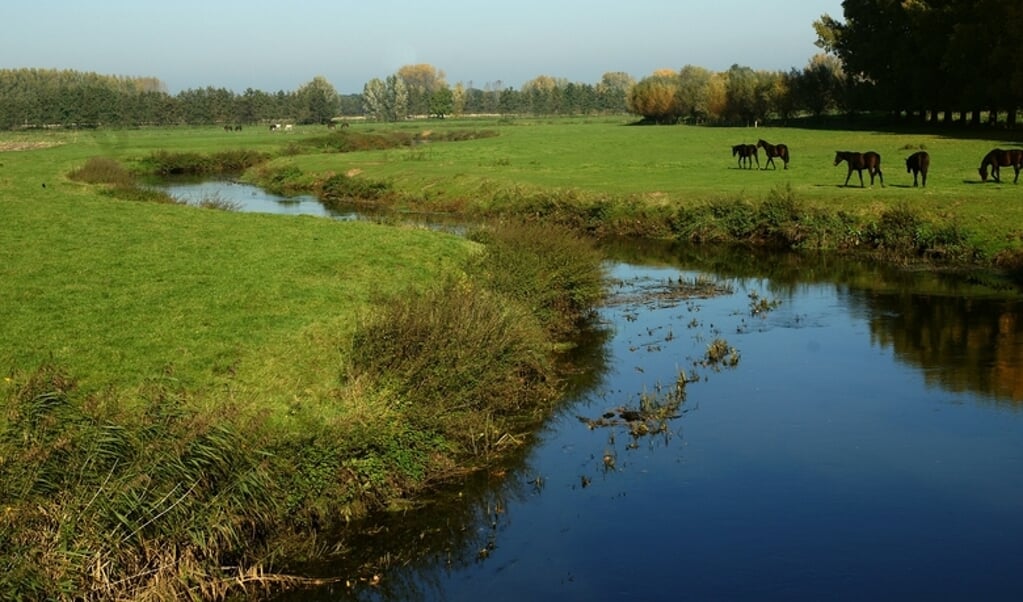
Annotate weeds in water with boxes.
[748,291,781,316]
[703,338,740,369]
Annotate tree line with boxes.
[3,2,1019,130]
[814,0,1023,127]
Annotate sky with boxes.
[3,1,845,95]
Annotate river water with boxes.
[169,182,1023,601]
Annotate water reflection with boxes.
[156,182,1023,600]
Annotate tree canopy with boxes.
[814,0,1023,125]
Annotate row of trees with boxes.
[624,57,844,125]
[5,0,1023,132]
[813,0,1023,126]
[0,69,363,129]
[0,60,846,130]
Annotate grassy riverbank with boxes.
[1,126,605,598]
[3,117,1023,598]
[255,116,1023,268]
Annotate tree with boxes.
[429,86,454,118]
[596,72,634,113]
[794,54,845,118]
[397,64,446,116]
[362,75,408,121]
[627,72,682,124]
[723,64,758,123]
[294,76,339,124]
[676,65,712,123]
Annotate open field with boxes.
[3,117,1023,598]
[242,116,1023,257]
[5,117,1023,388]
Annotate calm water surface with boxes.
[168,182,1023,601]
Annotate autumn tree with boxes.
[596,72,634,113]
[627,70,682,124]
[397,64,447,116]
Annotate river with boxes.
[166,182,1023,601]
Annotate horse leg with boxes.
[876,167,884,187]
[843,167,853,187]
[1015,165,1021,184]
[858,169,865,187]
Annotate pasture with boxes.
[3,117,1023,598]
[280,117,1023,256]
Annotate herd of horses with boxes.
[732,139,1023,187]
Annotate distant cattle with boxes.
[905,151,929,187]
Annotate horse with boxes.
[731,144,759,169]
[978,148,1023,183]
[269,123,281,132]
[905,151,929,187]
[834,151,884,187]
[756,139,790,169]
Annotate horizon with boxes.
[2,1,844,96]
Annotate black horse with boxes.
[756,139,790,169]
[905,151,930,187]
[835,151,884,187]
[732,144,759,169]
[978,148,1023,183]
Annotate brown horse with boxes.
[905,151,930,187]
[835,151,884,187]
[732,144,759,169]
[756,139,790,169]
[978,148,1023,183]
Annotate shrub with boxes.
[467,220,606,339]
[317,172,392,205]
[346,278,557,449]
[68,156,135,186]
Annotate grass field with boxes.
[231,116,1023,258]
[5,117,1023,388]
[3,116,1023,598]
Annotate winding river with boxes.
[167,182,1023,601]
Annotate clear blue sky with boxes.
[3,0,844,94]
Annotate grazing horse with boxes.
[905,151,930,187]
[731,144,759,169]
[756,139,790,169]
[834,151,884,187]
[978,148,1023,183]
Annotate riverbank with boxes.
[3,119,1023,598]
[244,117,1023,276]
[1,130,605,598]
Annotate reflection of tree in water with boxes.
[272,322,614,602]
[847,289,1023,405]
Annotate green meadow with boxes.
[258,116,1023,260]
[3,116,1023,598]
